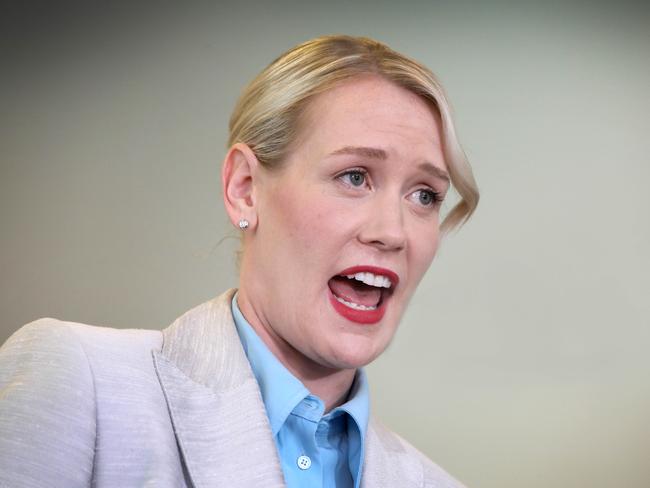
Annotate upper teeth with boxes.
[345,272,392,289]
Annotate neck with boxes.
[236,291,356,412]
[291,360,356,413]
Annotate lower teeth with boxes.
[334,295,377,311]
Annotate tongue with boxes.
[328,276,382,307]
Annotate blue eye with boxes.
[340,170,367,187]
[413,189,441,207]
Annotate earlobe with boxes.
[222,143,259,230]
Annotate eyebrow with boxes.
[329,146,388,160]
[329,145,450,182]
[417,162,450,183]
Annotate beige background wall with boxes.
[1,1,649,486]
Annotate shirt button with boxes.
[296,455,312,470]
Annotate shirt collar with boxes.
[333,367,369,441]
[231,293,369,440]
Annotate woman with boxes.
[0,35,478,487]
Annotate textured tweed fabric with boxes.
[0,290,464,488]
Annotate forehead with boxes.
[293,75,445,169]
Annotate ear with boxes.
[222,143,260,230]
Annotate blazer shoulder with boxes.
[369,417,467,488]
[7,315,162,351]
[0,318,165,488]
[1,317,96,376]
[0,318,100,487]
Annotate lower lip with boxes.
[328,288,387,324]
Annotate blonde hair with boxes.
[228,35,479,232]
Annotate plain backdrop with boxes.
[1,1,649,487]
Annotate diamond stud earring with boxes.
[238,219,250,230]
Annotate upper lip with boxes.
[335,265,400,290]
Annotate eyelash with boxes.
[338,168,370,188]
[412,188,443,207]
[336,168,443,208]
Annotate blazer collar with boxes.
[152,289,425,488]
[152,289,286,488]
[361,418,424,488]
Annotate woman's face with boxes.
[240,75,449,372]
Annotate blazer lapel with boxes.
[153,289,286,488]
[362,417,423,488]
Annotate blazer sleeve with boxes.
[0,319,97,488]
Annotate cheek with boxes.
[408,226,440,283]
[273,187,350,252]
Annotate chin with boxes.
[322,335,390,370]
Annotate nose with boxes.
[357,194,407,252]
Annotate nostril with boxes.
[358,219,407,251]
[366,235,406,252]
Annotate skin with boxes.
[223,75,449,411]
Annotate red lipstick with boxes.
[337,266,399,287]
[328,265,399,325]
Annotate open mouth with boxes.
[327,266,398,324]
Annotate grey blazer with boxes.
[0,289,464,488]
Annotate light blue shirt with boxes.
[232,295,370,488]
